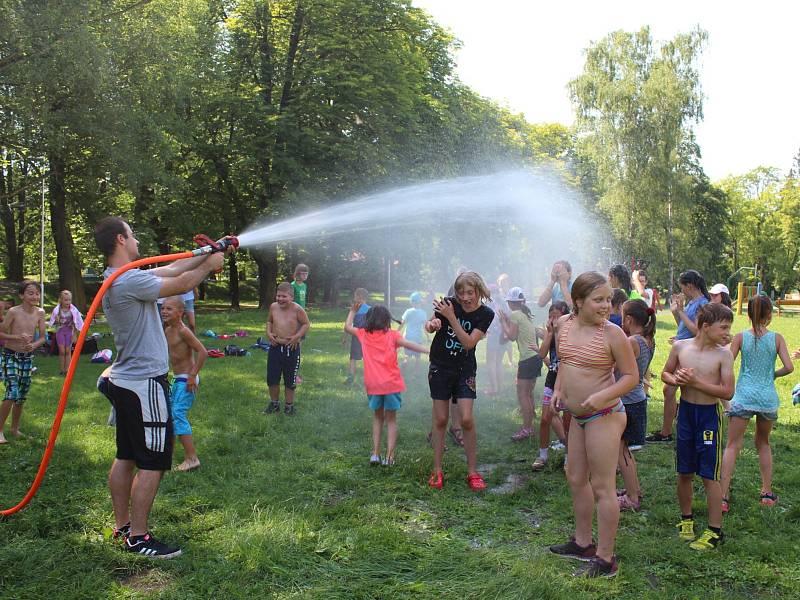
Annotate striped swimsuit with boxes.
[558,315,624,427]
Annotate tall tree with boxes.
[570,27,707,289]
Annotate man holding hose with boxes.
[94,217,227,559]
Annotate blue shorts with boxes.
[184,299,195,313]
[170,377,197,436]
[368,393,402,411]
[676,400,723,481]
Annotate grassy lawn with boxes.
[1,304,799,599]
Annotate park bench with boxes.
[776,295,800,316]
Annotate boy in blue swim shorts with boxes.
[162,296,208,471]
[661,303,734,551]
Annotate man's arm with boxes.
[152,254,211,278]
[158,253,224,298]
[557,274,573,309]
[537,284,553,308]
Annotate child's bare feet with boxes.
[11,430,25,439]
[175,458,200,472]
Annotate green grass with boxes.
[1,307,799,599]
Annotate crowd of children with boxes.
[4,253,800,579]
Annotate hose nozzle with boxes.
[192,234,240,256]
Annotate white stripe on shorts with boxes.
[111,376,169,453]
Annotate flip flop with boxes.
[448,427,465,447]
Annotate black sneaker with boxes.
[573,555,618,578]
[284,403,296,415]
[549,537,597,561]
[125,533,182,559]
[112,522,131,540]
[344,374,354,386]
[645,431,673,443]
[263,401,280,414]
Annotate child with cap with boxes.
[400,292,428,375]
[498,287,542,441]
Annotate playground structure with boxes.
[735,282,760,316]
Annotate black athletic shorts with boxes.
[428,363,476,403]
[109,375,174,471]
[517,355,543,380]
[267,344,301,389]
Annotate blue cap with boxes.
[410,292,422,304]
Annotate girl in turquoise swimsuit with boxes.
[720,295,793,512]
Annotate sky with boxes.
[413,0,799,181]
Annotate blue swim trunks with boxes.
[676,400,723,481]
[368,393,402,411]
[170,376,198,436]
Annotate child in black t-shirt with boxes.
[425,270,494,491]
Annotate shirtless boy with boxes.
[263,282,310,415]
[161,296,208,471]
[0,281,47,443]
[661,303,734,551]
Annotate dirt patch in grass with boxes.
[119,569,173,594]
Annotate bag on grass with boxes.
[207,348,224,358]
[224,344,247,357]
[91,349,113,363]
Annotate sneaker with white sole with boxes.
[125,533,182,559]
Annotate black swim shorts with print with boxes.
[428,363,477,403]
[108,375,174,471]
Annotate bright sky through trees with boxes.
[414,0,800,180]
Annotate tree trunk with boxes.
[134,185,171,254]
[254,244,278,309]
[0,154,25,281]
[666,186,675,293]
[48,153,86,310]
[228,252,240,310]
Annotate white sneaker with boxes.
[628,444,643,452]
[550,441,566,451]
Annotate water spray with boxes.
[1,234,236,517]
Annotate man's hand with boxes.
[207,252,225,273]
[351,301,362,313]
[268,332,279,345]
[186,377,198,392]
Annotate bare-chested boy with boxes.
[0,281,47,443]
[661,303,734,551]
[263,282,310,415]
[161,296,208,471]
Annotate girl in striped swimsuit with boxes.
[548,272,638,579]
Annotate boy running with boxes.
[161,296,208,472]
[661,303,734,551]
[264,282,310,415]
[0,281,47,443]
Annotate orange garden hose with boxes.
[1,250,195,517]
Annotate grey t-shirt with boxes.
[103,267,169,379]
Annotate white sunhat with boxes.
[505,286,526,302]
[709,283,730,295]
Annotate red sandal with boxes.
[428,471,444,489]
[466,472,486,491]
